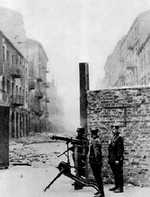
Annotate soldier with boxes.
[89,129,105,197]
[108,125,124,193]
[73,127,88,190]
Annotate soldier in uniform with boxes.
[73,127,88,190]
[108,125,124,193]
[89,129,105,197]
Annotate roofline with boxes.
[26,38,48,61]
[0,30,27,61]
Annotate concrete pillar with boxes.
[79,62,89,136]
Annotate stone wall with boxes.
[87,86,150,186]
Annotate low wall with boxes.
[87,86,150,186]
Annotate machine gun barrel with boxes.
[50,135,87,145]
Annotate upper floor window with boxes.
[20,57,22,64]
[2,46,5,61]
[16,55,18,64]
[12,55,15,64]
[2,44,7,61]
[6,50,9,62]
[7,80,10,94]
[2,76,5,92]
[12,55,18,64]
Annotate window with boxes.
[2,77,5,92]
[7,80,10,94]
[16,85,18,95]
[20,57,22,64]
[16,55,18,64]
[12,55,14,64]
[19,87,22,95]
[6,50,9,62]
[12,55,17,64]
[2,46,5,61]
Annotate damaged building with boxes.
[101,10,150,88]
[0,30,29,138]
[0,7,50,136]
[22,39,49,133]
[0,7,65,135]
[0,7,50,135]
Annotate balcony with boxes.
[9,64,23,78]
[11,95,24,106]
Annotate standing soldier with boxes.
[108,125,124,193]
[89,129,105,197]
[73,127,88,190]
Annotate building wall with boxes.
[87,86,150,186]
[0,31,29,138]
[23,39,49,133]
[101,11,150,88]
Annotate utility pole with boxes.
[79,62,89,136]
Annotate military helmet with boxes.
[76,127,85,133]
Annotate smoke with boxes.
[3,0,150,134]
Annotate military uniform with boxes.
[108,126,124,193]
[89,129,105,197]
[73,128,88,190]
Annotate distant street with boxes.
[0,133,148,197]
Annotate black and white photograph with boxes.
[0,0,150,196]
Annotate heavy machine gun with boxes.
[50,135,88,163]
[44,135,99,193]
[50,135,88,145]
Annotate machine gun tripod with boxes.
[44,161,99,192]
[44,135,99,193]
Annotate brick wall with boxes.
[87,86,150,186]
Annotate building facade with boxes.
[23,39,49,133]
[0,8,50,136]
[102,11,150,88]
[0,30,29,138]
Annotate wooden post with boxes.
[79,62,89,136]
[79,62,89,179]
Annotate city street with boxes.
[0,133,148,197]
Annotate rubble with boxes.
[9,133,66,168]
[0,133,149,196]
